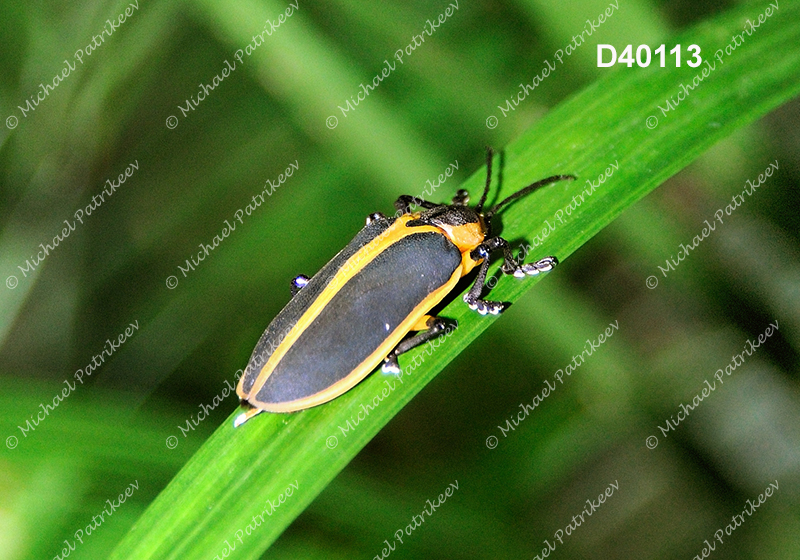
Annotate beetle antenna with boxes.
[485,174,575,221]
[475,147,494,213]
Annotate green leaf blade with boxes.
[109,3,800,559]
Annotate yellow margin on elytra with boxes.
[253,264,464,412]
[245,214,436,402]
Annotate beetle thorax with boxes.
[426,205,487,253]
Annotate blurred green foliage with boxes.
[1,0,798,559]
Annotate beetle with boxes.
[234,148,574,426]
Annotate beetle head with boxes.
[407,148,574,253]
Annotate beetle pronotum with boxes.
[234,149,574,425]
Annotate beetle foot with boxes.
[366,212,386,225]
[463,294,504,315]
[381,354,401,374]
[290,274,310,296]
[506,256,558,278]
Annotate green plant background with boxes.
[1,0,798,559]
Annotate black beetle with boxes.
[235,149,573,425]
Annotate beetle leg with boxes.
[381,316,454,374]
[463,236,558,314]
[462,237,510,315]
[394,195,440,214]
[451,189,470,206]
[500,250,558,278]
[290,274,310,297]
[506,255,559,277]
[474,236,558,278]
[365,212,386,225]
[462,258,505,315]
